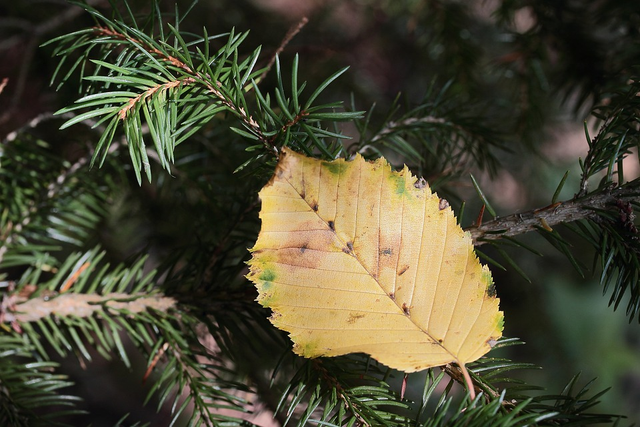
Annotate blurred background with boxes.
[1,0,639,425]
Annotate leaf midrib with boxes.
[282,163,459,363]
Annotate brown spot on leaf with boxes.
[328,220,335,231]
[486,283,496,298]
[389,292,395,301]
[398,265,409,276]
[347,241,354,252]
[414,177,427,189]
[439,198,450,210]
[402,303,410,315]
[311,202,319,212]
[347,312,365,324]
[380,248,393,256]
[277,247,321,269]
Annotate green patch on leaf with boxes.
[482,270,493,287]
[393,175,406,195]
[495,313,505,331]
[260,269,276,283]
[322,160,347,175]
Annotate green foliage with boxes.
[0,129,106,264]
[2,0,640,425]
[0,336,83,426]
[552,76,640,322]
[47,1,361,184]
[351,80,503,194]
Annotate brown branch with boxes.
[268,110,310,147]
[466,182,640,245]
[118,77,196,119]
[255,16,309,86]
[0,0,106,128]
[9,292,176,323]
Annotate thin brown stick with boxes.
[475,204,486,228]
[0,0,106,127]
[443,364,497,402]
[255,16,309,86]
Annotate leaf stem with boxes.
[459,363,476,400]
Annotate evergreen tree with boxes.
[1,0,639,425]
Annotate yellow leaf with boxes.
[247,148,503,372]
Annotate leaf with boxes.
[247,148,503,372]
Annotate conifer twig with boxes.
[91,26,274,152]
[467,182,640,245]
[0,112,117,266]
[369,116,446,145]
[11,292,176,323]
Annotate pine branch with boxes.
[353,81,503,194]
[467,177,640,321]
[86,25,266,141]
[579,76,640,196]
[0,336,83,427]
[4,1,634,424]
[368,115,447,145]
[1,243,254,424]
[277,356,410,426]
[0,127,107,267]
[10,292,175,323]
[48,3,362,182]
[467,181,640,245]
